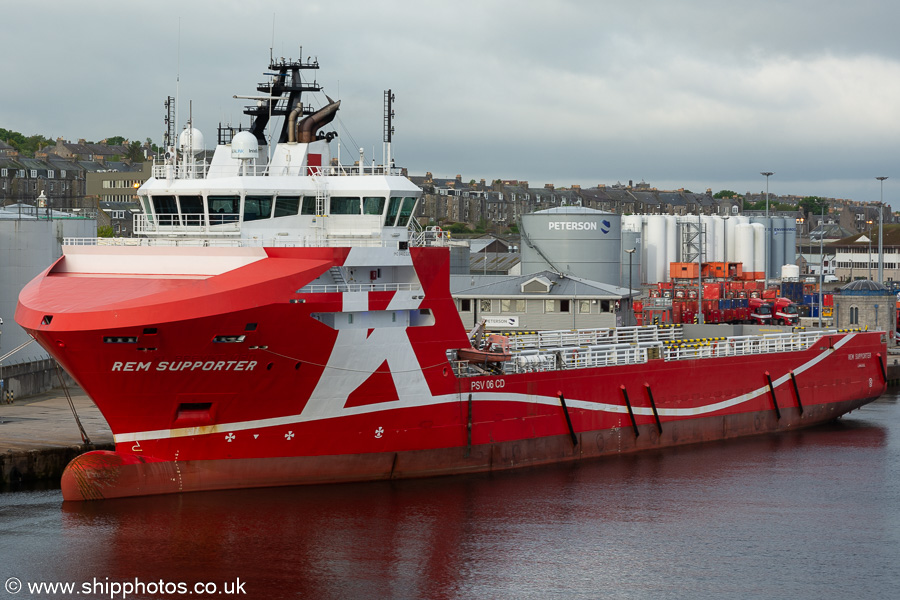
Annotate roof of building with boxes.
[450,270,633,298]
[470,252,521,273]
[837,279,892,295]
[532,206,613,215]
[829,224,900,247]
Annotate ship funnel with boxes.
[289,100,341,144]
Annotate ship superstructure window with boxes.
[274,196,301,217]
[244,195,273,221]
[363,196,386,215]
[330,196,361,215]
[179,196,203,214]
[386,197,403,226]
[152,195,178,214]
[397,197,417,225]
[209,195,239,224]
[300,196,317,215]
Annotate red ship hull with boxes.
[16,245,888,500]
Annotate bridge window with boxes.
[274,196,301,217]
[244,195,273,221]
[363,197,386,215]
[152,195,178,214]
[386,197,403,226]
[300,196,317,215]
[179,196,203,214]
[330,196,361,215]
[397,197,417,225]
[208,195,239,225]
[209,195,238,214]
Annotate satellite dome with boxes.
[177,127,205,154]
[231,131,259,160]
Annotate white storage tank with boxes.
[646,215,668,284]
[620,229,643,289]
[520,207,622,284]
[735,223,755,275]
[752,222,766,279]
[714,216,725,262]
[701,216,715,262]
[665,215,677,282]
[725,217,738,262]
[781,264,800,280]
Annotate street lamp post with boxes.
[761,172,774,288]
[819,205,824,328]
[626,248,636,326]
[877,176,888,285]
[867,219,873,280]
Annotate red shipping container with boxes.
[823,294,833,307]
[762,288,777,299]
[703,283,721,299]
[633,301,643,312]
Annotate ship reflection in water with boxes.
[2,397,897,600]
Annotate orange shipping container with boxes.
[670,262,699,279]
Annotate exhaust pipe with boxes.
[288,99,341,143]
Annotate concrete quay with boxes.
[0,386,113,487]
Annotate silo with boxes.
[714,216,725,262]
[622,216,644,286]
[646,215,667,284]
[725,217,737,262]
[735,223,755,275]
[701,216,715,262]
[783,217,797,271]
[665,215,677,282]
[520,206,622,284]
[752,222,766,280]
[771,217,786,278]
[620,229,642,290]
[750,217,770,280]
[640,216,649,286]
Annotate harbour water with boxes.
[2,394,899,600]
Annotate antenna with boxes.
[175,17,181,175]
[383,90,395,170]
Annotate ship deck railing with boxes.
[151,160,406,180]
[64,236,412,249]
[504,325,683,351]
[456,327,853,376]
[297,283,422,294]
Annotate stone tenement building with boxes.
[409,173,892,236]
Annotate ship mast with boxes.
[244,50,323,145]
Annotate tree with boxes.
[105,136,127,145]
[0,128,54,157]
[126,141,144,163]
[799,196,828,216]
[714,189,738,199]
[97,225,115,238]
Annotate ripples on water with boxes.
[2,397,899,599]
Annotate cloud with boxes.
[3,0,900,206]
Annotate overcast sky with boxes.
[4,1,900,207]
